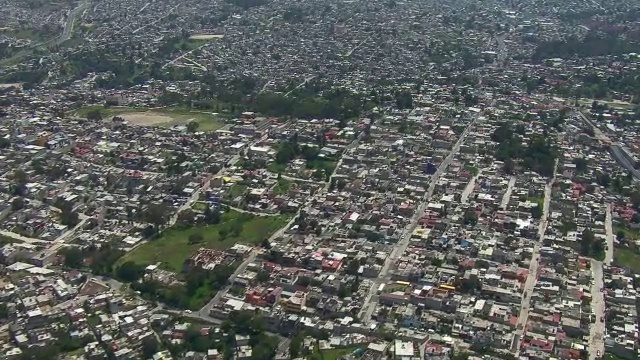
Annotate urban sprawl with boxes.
[0,0,640,360]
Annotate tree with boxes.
[141,337,159,359]
[616,230,625,241]
[116,261,144,282]
[188,232,204,244]
[289,331,304,359]
[187,120,200,133]
[143,203,170,227]
[11,197,25,211]
[204,206,221,224]
[230,221,243,237]
[395,91,413,109]
[581,228,595,256]
[574,158,588,173]
[86,109,103,121]
[503,158,515,174]
[0,303,9,319]
[463,209,478,226]
[60,207,80,228]
[530,205,543,219]
[460,278,481,294]
[346,258,360,275]
[59,247,84,269]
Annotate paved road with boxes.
[513,160,557,353]
[358,110,481,323]
[588,258,606,360]
[603,203,614,264]
[461,168,483,204]
[587,203,614,360]
[61,0,91,43]
[576,111,640,180]
[500,176,516,209]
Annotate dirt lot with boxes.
[189,34,224,40]
[119,112,175,126]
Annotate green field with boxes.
[227,184,248,200]
[614,247,640,272]
[273,178,292,194]
[315,346,363,360]
[117,210,289,272]
[267,162,288,174]
[75,105,225,131]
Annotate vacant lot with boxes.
[76,106,224,131]
[614,247,640,272]
[189,34,224,40]
[120,112,175,126]
[117,210,289,272]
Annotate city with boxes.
[0,0,639,360]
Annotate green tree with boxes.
[116,261,144,282]
[11,197,25,211]
[59,247,84,269]
[86,109,103,121]
[141,337,159,359]
[574,158,588,173]
[289,331,304,359]
[463,209,478,226]
[188,232,204,244]
[187,120,200,133]
[143,203,170,227]
[0,303,8,319]
[530,205,543,219]
[581,228,595,256]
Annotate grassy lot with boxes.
[614,247,640,272]
[315,346,363,360]
[273,178,292,194]
[192,201,208,212]
[604,355,628,360]
[227,184,248,199]
[267,162,288,174]
[87,314,101,327]
[615,226,640,241]
[308,160,337,175]
[117,210,289,272]
[464,166,479,176]
[75,105,225,131]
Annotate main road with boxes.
[512,159,557,353]
[358,110,482,323]
[576,111,640,180]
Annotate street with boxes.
[512,160,557,353]
[587,203,613,360]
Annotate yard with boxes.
[273,178,292,194]
[226,184,248,200]
[75,105,224,131]
[315,346,363,360]
[117,210,289,272]
[614,247,640,272]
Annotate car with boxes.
[597,350,601,356]
[600,317,604,323]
